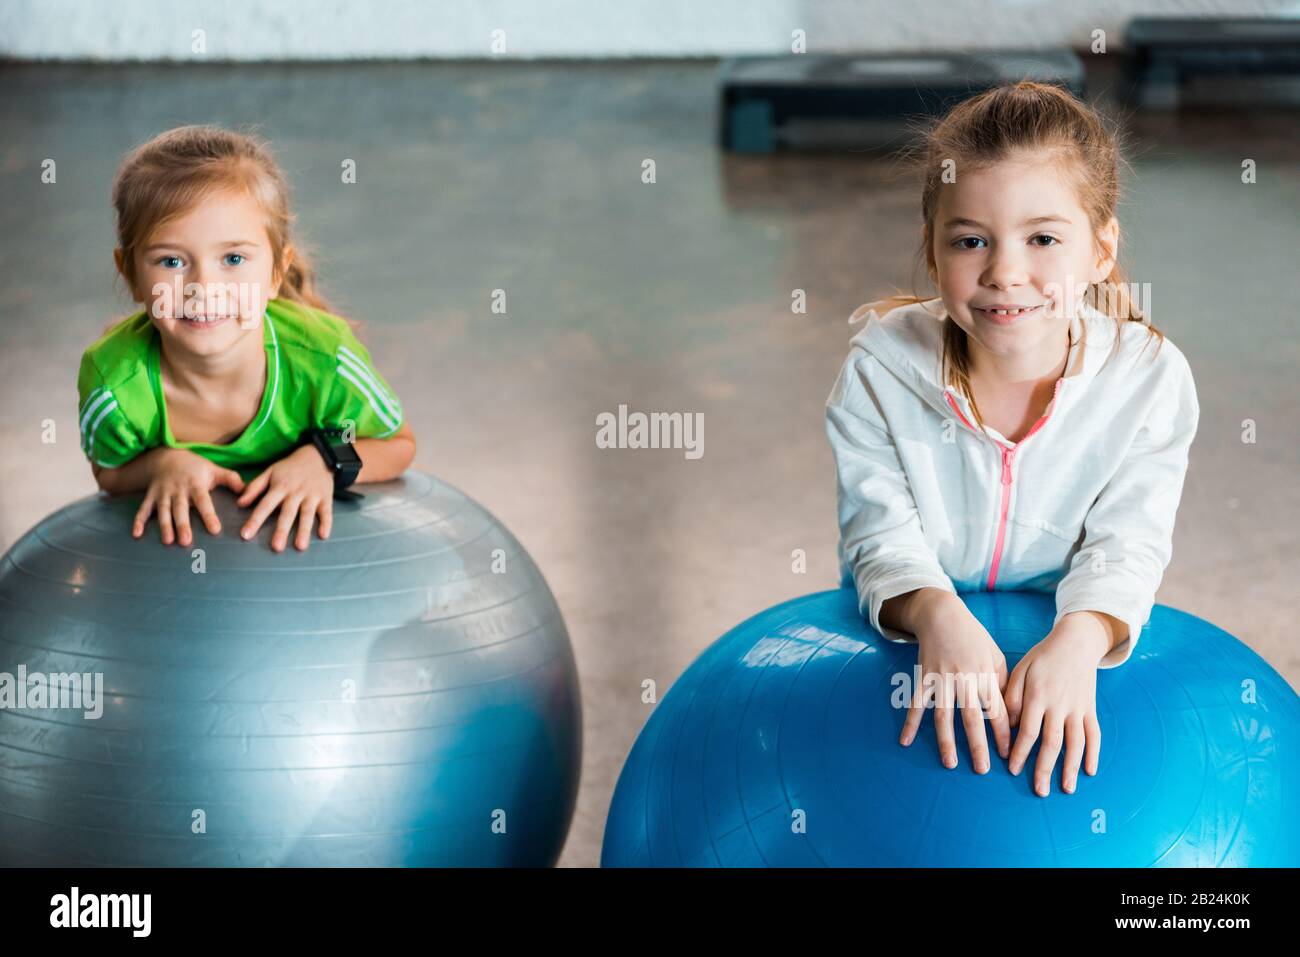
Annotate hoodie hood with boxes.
[847,297,1119,427]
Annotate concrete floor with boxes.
[1,60,1297,867]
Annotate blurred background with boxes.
[2,0,1297,866]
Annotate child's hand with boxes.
[236,445,334,552]
[132,447,246,546]
[1004,621,1108,797]
[900,600,1012,774]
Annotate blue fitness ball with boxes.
[602,588,1300,867]
[0,469,581,866]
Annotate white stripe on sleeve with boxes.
[80,388,114,453]
[337,345,402,418]
[84,398,120,461]
[336,364,399,433]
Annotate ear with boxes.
[113,247,141,303]
[1093,216,1119,283]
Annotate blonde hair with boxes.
[109,124,357,331]
[866,80,1163,436]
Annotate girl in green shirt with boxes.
[79,125,415,552]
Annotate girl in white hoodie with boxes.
[825,81,1198,798]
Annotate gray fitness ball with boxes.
[0,469,581,866]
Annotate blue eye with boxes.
[224,253,245,266]
[952,235,1060,250]
[157,255,184,269]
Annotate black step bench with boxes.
[1125,16,1300,110]
[717,50,1084,154]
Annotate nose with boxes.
[981,245,1030,290]
[188,261,214,294]
[183,264,224,315]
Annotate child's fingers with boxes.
[959,698,990,773]
[899,706,920,746]
[1008,699,1043,776]
[1033,714,1064,797]
[317,499,333,540]
[993,653,1010,693]
[294,498,319,550]
[216,468,246,494]
[236,469,271,507]
[1061,715,1086,794]
[270,493,304,552]
[157,494,175,545]
[172,492,193,547]
[193,489,221,535]
[132,493,155,538]
[1084,712,1102,775]
[934,696,957,768]
[900,672,931,745]
[984,683,1012,760]
[241,486,286,541]
[1003,663,1025,727]
[899,680,925,746]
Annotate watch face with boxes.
[331,439,362,466]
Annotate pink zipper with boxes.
[944,377,1064,590]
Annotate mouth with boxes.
[973,304,1042,325]
[178,314,233,329]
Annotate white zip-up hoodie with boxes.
[825,298,1199,668]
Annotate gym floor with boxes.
[1,58,1296,867]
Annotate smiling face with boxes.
[929,152,1117,381]
[116,186,287,361]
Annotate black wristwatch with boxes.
[305,428,364,501]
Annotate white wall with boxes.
[1,0,1295,61]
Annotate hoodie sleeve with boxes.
[1053,345,1199,668]
[826,348,956,644]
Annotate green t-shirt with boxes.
[77,297,405,482]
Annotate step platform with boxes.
[1124,16,1300,110]
[717,50,1084,154]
